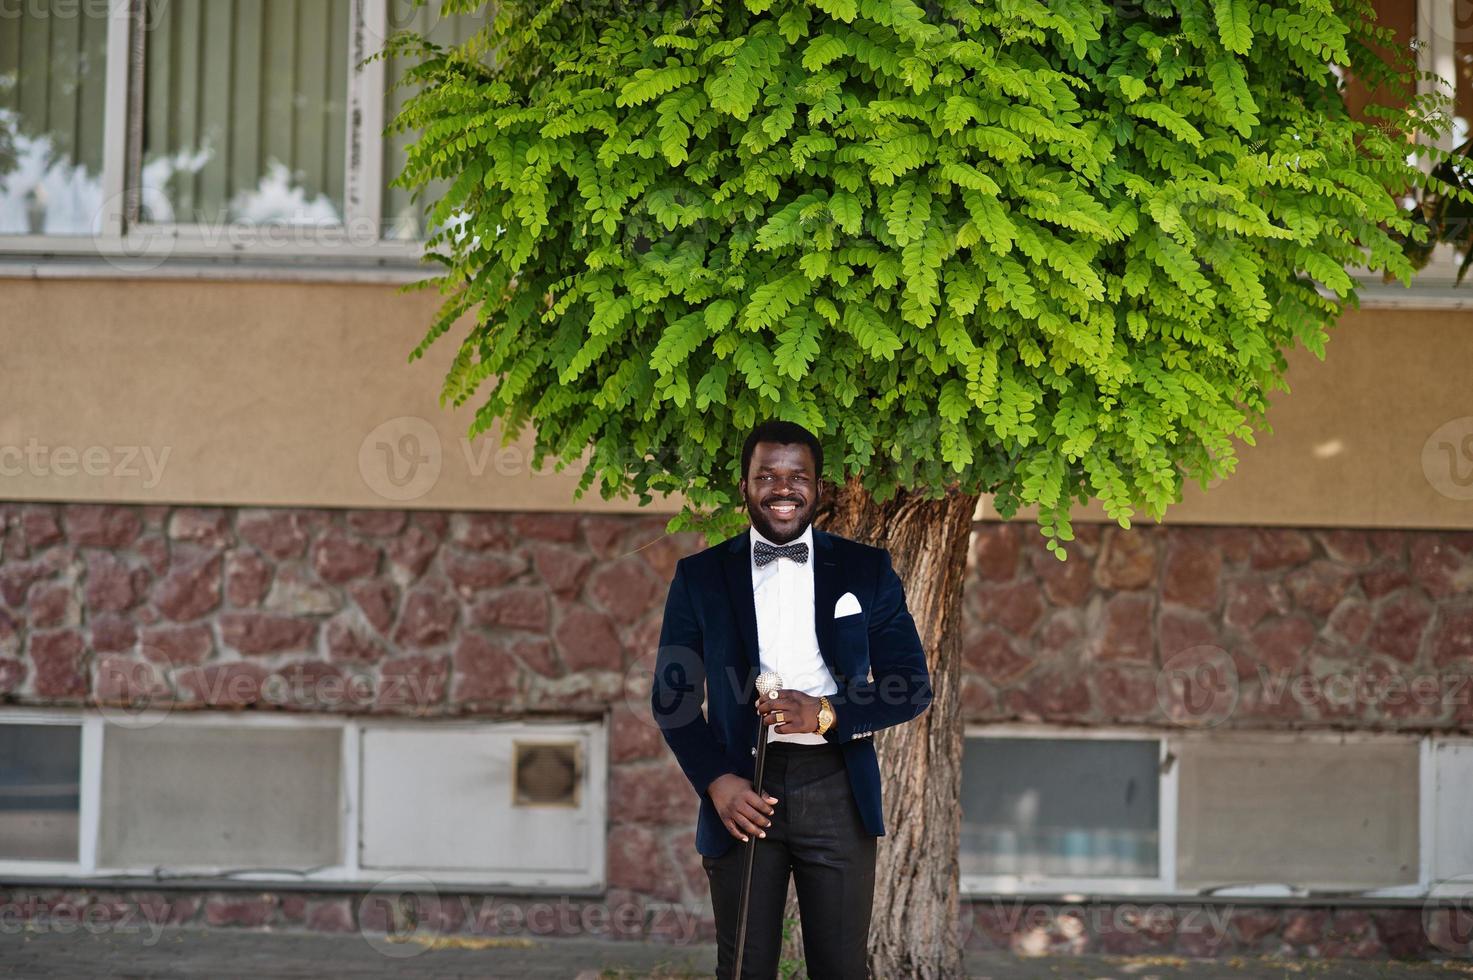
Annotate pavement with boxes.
[1,927,1471,979]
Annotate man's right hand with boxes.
[707,773,779,842]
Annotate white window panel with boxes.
[359,721,605,889]
[1176,735,1420,891]
[960,725,1175,896]
[98,723,342,871]
[0,722,83,862]
[1431,739,1473,885]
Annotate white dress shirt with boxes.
[750,523,837,745]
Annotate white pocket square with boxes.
[834,592,862,617]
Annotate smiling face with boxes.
[740,441,821,545]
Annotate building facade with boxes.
[1,0,1471,962]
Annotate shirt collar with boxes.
[750,522,814,556]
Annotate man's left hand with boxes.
[756,689,821,734]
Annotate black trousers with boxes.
[702,740,877,980]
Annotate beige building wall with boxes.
[1,277,1470,529]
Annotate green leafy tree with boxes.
[385,0,1460,973]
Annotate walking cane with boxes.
[732,670,783,980]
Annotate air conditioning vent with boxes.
[513,741,580,807]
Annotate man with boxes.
[651,419,932,979]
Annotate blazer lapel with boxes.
[722,532,759,694]
[811,529,843,681]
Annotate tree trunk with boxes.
[778,475,979,978]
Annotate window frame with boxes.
[961,723,1456,901]
[0,708,607,892]
[959,723,1179,898]
[0,0,431,277]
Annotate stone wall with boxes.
[2,502,1471,960]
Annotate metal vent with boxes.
[512,741,580,807]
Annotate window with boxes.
[381,0,485,241]
[359,724,603,888]
[0,0,489,271]
[138,0,351,227]
[0,722,82,862]
[98,724,342,869]
[960,730,1170,894]
[962,725,1456,899]
[0,1,110,235]
[0,711,605,890]
[1174,735,1420,891]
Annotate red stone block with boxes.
[88,615,138,654]
[588,561,662,624]
[325,618,386,664]
[1161,537,1222,611]
[313,530,382,584]
[28,629,85,697]
[1029,544,1093,606]
[166,508,234,549]
[451,513,513,552]
[386,525,439,578]
[0,657,25,694]
[1093,592,1154,663]
[345,580,396,636]
[238,511,310,560]
[220,612,317,655]
[444,550,524,593]
[511,512,580,543]
[1285,560,1356,618]
[531,542,594,596]
[451,633,518,703]
[20,507,64,550]
[392,590,458,648]
[1245,616,1317,674]
[554,603,624,672]
[268,661,365,711]
[29,583,76,628]
[962,626,1031,686]
[203,894,275,928]
[64,504,142,549]
[140,625,214,666]
[1315,528,1373,566]
[509,636,558,677]
[1249,529,1314,570]
[610,703,665,763]
[0,560,52,607]
[1368,591,1433,664]
[1003,670,1091,721]
[1094,528,1158,590]
[84,552,138,613]
[581,515,631,559]
[347,509,408,537]
[93,654,169,703]
[1410,537,1473,600]
[1094,665,1157,720]
[609,763,691,825]
[971,524,1020,582]
[1430,600,1473,668]
[224,550,272,607]
[976,579,1045,635]
[152,554,223,622]
[377,654,449,709]
[306,899,355,933]
[1360,562,1412,601]
[471,586,550,632]
[175,662,268,708]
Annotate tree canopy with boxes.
[388,0,1457,557]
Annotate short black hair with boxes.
[740,419,824,483]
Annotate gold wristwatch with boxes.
[816,696,835,735]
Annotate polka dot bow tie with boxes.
[753,540,809,567]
